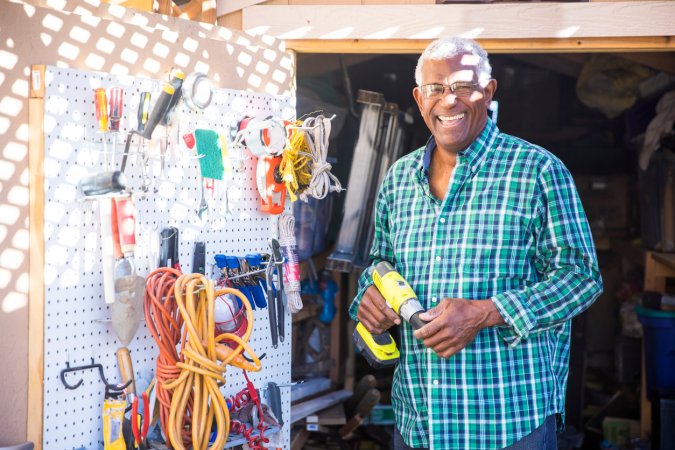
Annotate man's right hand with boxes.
[356,285,401,335]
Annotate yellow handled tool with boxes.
[353,261,426,368]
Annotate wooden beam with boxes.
[243,2,675,41]
[218,0,269,16]
[282,37,675,54]
[28,64,46,450]
[290,389,353,424]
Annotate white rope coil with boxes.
[299,115,343,201]
[278,212,303,313]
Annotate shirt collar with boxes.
[421,117,498,176]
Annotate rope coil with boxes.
[278,212,303,313]
[145,270,261,449]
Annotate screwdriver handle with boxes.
[136,91,151,133]
[108,86,124,132]
[94,88,109,132]
[162,70,185,125]
[140,84,174,140]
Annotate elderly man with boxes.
[349,37,602,450]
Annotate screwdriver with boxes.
[119,91,150,174]
[94,88,109,169]
[108,86,124,171]
[120,84,176,173]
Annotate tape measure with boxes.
[256,155,286,214]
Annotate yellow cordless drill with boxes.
[353,261,426,369]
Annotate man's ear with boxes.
[413,86,424,112]
[483,79,497,107]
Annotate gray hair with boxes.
[415,37,492,87]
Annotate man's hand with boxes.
[356,285,401,335]
[413,298,505,358]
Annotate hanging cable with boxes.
[299,115,343,201]
[144,267,192,447]
[278,212,303,313]
[147,271,261,450]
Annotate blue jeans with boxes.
[393,415,558,450]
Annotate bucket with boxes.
[635,305,675,393]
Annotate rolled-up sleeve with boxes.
[491,160,603,346]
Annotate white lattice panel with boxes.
[42,66,294,449]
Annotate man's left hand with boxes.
[413,298,504,358]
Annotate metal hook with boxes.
[60,358,115,390]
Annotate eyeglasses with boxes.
[419,82,478,99]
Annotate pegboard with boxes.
[41,65,294,449]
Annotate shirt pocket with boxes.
[456,198,535,279]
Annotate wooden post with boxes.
[329,270,343,386]
[28,64,46,450]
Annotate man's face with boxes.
[413,54,496,155]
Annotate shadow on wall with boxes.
[0,0,294,443]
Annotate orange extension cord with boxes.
[145,270,261,450]
[144,267,190,447]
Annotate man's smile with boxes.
[437,112,465,126]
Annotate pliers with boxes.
[131,391,150,449]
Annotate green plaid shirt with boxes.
[349,118,602,449]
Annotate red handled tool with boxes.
[108,87,124,132]
[132,391,149,450]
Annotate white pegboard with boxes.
[42,65,294,449]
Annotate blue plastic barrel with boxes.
[636,305,675,392]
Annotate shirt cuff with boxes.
[348,277,375,322]
[490,291,536,347]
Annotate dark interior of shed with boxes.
[292,51,675,450]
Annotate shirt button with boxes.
[432,297,438,303]
[435,256,441,262]
[439,217,446,223]
[433,379,439,385]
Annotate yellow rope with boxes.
[279,123,312,201]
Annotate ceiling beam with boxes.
[242,2,675,53]
[281,37,675,54]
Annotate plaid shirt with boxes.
[349,118,602,449]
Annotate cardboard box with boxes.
[602,417,640,449]
[574,175,634,237]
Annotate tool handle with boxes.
[267,284,278,348]
[116,347,136,396]
[140,84,174,140]
[108,86,124,132]
[136,92,151,133]
[159,227,179,268]
[192,241,205,274]
[162,70,184,125]
[94,88,109,132]
[277,291,285,342]
[110,198,123,260]
[115,198,136,254]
